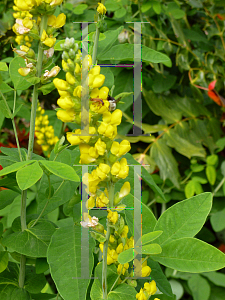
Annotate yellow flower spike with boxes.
[95,138,106,156]
[86,196,95,209]
[66,131,81,145]
[136,288,147,300]
[144,281,157,296]
[99,86,109,99]
[56,109,75,123]
[66,72,76,85]
[107,210,118,224]
[57,96,75,110]
[53,78,70,91]
[116,243,124,254]
[54,13,66,28]
[119,182,131,199]
[89,65,100,76]
[92,74,105,88]
[111,109,123,125]
[97,2,107,15]
[75,63,81,74]
[73,85,82,98]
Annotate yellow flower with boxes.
[57,96,75,110]
[89,65,100,76]
[109,235,115,243]
[41,30,56,47]
[13,18,31,35]
[83,54,92,70]
[86,196,95,209]
[66,131,81,145]
[48,13,66,28]
[119,182,131,199]
[116,243,124,254]
[98,122,117,139]
[56,109,75,123]
[66,72,76,85]
[99,243,104,253]
[107,249,118,265]
[111,158,129,179]
[107,210,118,224]
[117,263,129,275]
[53,78,70,91]
[79,144,99,164]
[92,74,105,88]
[111,140,131,157]
[96,192,109,207]
[44,66,61,79]
[97,2,107,15]
[73,85,82,98]
[136,288,147,300]
[62,60,69,72]
[50,0,63,7]
[144,281,157,296]
[121,225,129,238]
[18,67,31,76]
[95,138,106,156]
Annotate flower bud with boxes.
[57,96,75,109]
[62,51,69,61]
[97,2,107,15]
[127,279,137,288]
[53,78,70,91]
[66,72,76,85]
[62,60,69,72]
[68,48,76,59]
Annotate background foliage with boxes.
[1,0,225,299]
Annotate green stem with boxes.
[102,224,111,299]
[18,14,48,289]
[92,21,100,65]
[212,176,225,196]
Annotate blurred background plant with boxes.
[1,0,225,299]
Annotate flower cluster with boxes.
[136,280,157,300]
[35,103,59,155]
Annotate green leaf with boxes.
[148,258,173,297]
[0,100,12,118]
[210,207,225,232]
[153,1,161,14]
[207,154,218,166]
[151,139,180,188]
[35,258,49,274]
[2,220,56,257]
[141,3,152,12]
[206,165,216,185]
[153,193,212,246]
[38,82,55,95]
[188,274,210,300]
[0,190,19,210]
[168,9,185,19]
[26,76,40,85]
[9,57,32,90]
[0,251,8,273]
[0,81,14,93]
[114,7,126,18]
[185,180,195,198]
[24,265,46,294]
[100,44,171,67]
[90,231,106,243]
[191,164,205,172]
[39,160,80,181]
[16,161,43,190]
[202,271,225,288]
[118,248,136,264]
[97,26,124,56]
[152,74,177,93]
[47,222,95,300]
[108,284,137,299]
[0,161,35,176]
[73,3,88,15]
[0,62,8,72]
[136,243,162,255]
[153,237,225,272]
[136,231,163,246]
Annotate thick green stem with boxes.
[19,14,48,288]
[92,21,100,65]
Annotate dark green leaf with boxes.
[188,274,210,300]
[0,190,19,210]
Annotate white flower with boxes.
[15,19,30,34]
[80,213,99,228]
[44,47,54,58]
[44,66,61,79]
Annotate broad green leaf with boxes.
[118,248,136,264]
[40,160,80,182]
[0,251,8,273]
[153,237,225,272]
[0,190,19,210]
[168,9,185,19]
[143,90,182,123]
[141,2,151,12]
[24,265,46,294]
[90,231,106,243]
[0,147,27,161]
[0,100,12,118]
[210,207,225,232]
[136,231,163,246]
[2,220,56,257]
[16,161,43,190]
[207,154,218,166]
[135,243,162,255]
[0,161,35,176]
[100,44,171,67]
[100,67,114,89]
[9,57,32,90]
[152,74,177,93]
[153,1,161,14]
[206,165,216,185]
[0,81,14,93]
[73,3,88,14]
[0,62,8,71]
[150,139,180,188]
[38,82,55,95]
[208,286,225,300]
[148,258,173,297]
[188,274,210,300]
[97,26,124,56]
[114,7,126,18]
[30,293,56,300]
[123,194,157,235]
[202,271,225,288]
[108,284,137,299]
[47,221,95,300]
[185,180,195,198]
[153,193,212,245]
